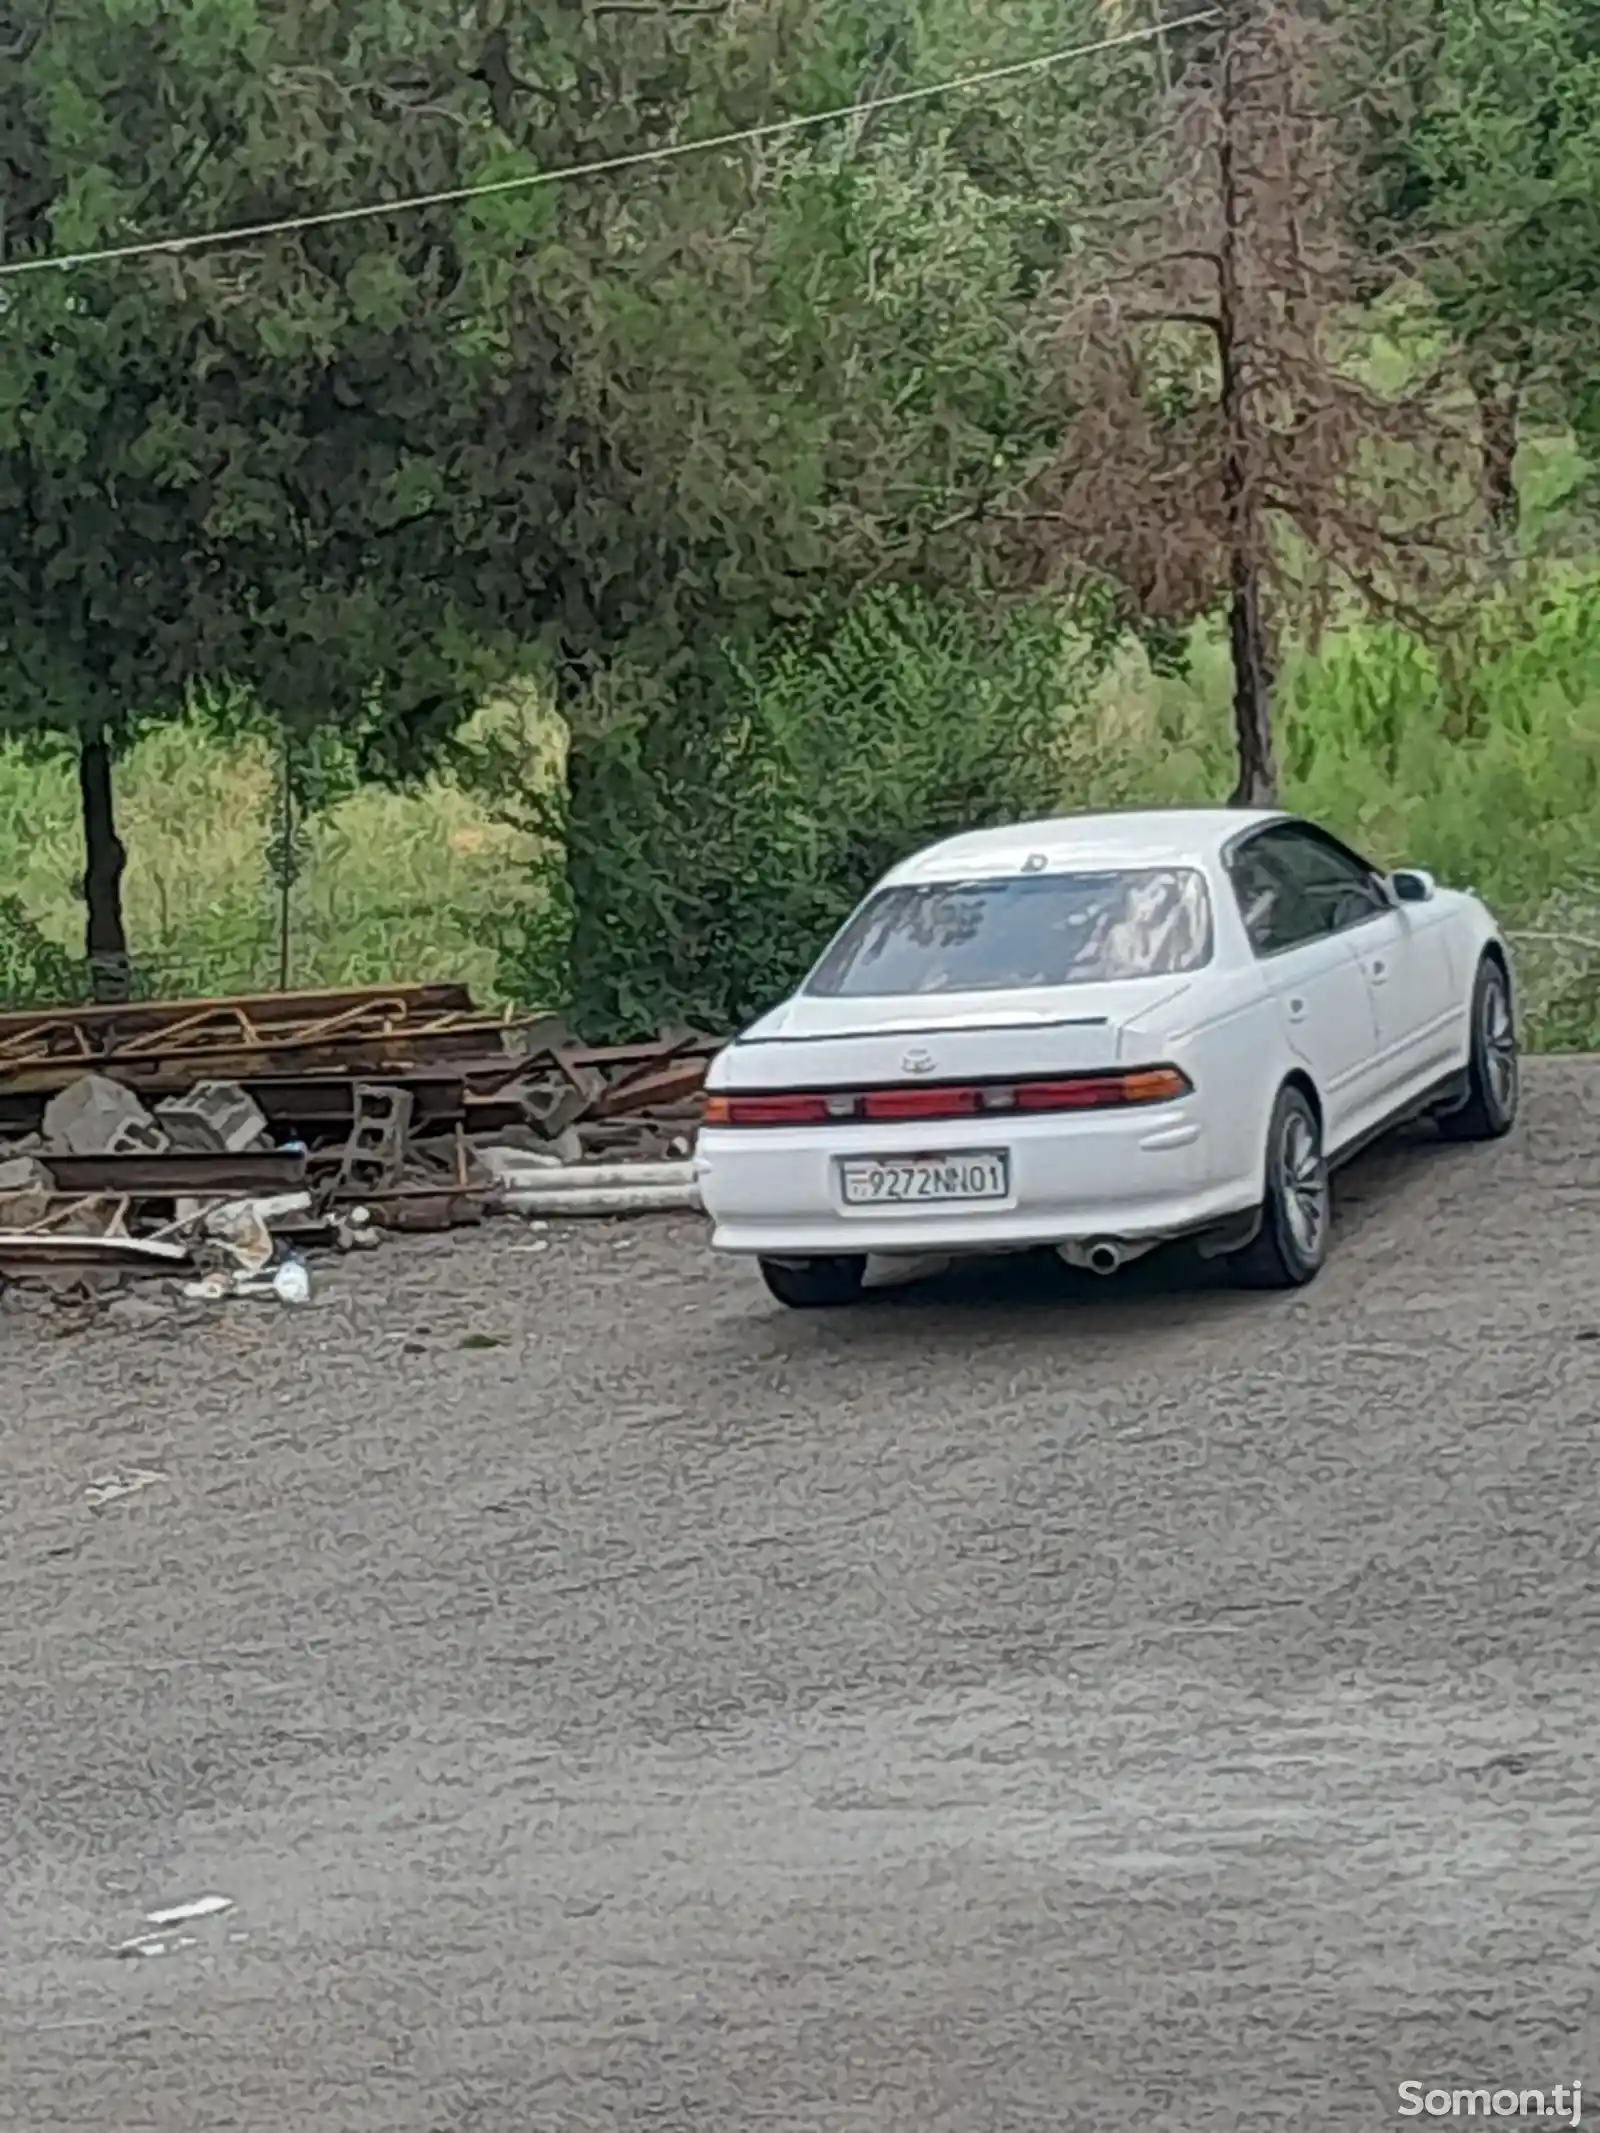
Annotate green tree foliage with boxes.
[0,0,521,980]
[549,588,1117,1033]
[1004,0,1478,807]
[0,0,1127,1019]
[12,0,1593,1033]
[1359,0,1600,529]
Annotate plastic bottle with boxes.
[271,1253,312,1305]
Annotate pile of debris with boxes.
[0,984,717,1311]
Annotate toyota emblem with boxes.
[901,1046,936,1075]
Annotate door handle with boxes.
[1369,959,1388,982]
[1287,997,1307,1021]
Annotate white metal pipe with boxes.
[501,1183,701,1218]
[497,1162,696,1193]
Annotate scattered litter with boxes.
[201,1196,312,1276]
[333,1207,381,1252]
[458,1331,509,1350]
[145,1894,234,1926]
[267,1255,311,1305]
[180,1272,231,1303]
[115,1930,201,1959]
[84,1468,165,1510]
[185,1253,311,1306]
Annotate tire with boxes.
[1229,1083,1330,1291]
[1437,954,1518,1142]
[758,1255,868,1310]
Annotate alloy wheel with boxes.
[1280,1108,1328,1262]
[1481,966,1518,1120]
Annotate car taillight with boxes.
[702,1065,1190,1126]
[1121,1067,1192,1104]
[1014,1066,1191,1110]
[702,1092,834,1126]
[860,1085,983,1121]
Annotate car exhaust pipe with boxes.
[1086,1240,1123,1276]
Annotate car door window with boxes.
[1266,828,1391,936]
[1229,827,1389,957]
[1228,839,1321,954]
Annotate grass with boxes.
[0,711,545,1005]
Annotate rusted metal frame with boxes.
[0,980,477,1045]
[0,1017,99,1067]
[0,988,526,1076]
[109,995,423,1061]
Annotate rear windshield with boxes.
[805,868,1213,998]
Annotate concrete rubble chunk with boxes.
[519,1076,598,1138]
[154,1081,270,1154]
[0,1155,54,1195]
[476,1145,565,1186]
[0,1154,55,1230]
[42,1074,170,1158]
[472,1122,583,1163]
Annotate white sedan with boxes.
[696,808,1518,1307]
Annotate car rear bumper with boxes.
[697,1107,1257,1257]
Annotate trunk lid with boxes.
[717,980,1194,1090]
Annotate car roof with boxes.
[885,808,1288,883]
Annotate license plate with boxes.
[838,1151,1010,1207]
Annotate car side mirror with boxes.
[1390,868,1436,904]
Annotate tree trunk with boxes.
[1470,356,1523,545]
[1215,3,1278,809]
[1226,567,1277,807]
[78,722,131,1002]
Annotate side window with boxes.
[1228,827,1389,957]
[1268,828,1391,935]
[1229,839,1321,955]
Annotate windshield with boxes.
[805,868,1213,998]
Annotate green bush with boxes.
[1280,585,1600,1046]
[0,895,83,1009]
[552,589,1123,1037]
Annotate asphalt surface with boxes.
[4,1059,1600,2133]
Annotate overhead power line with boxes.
[0,12,1218,280]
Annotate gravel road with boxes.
[4,1060,1600,2133]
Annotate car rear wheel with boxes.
[1229,1084,1330,1291]
[758,1255,868,1309]
[1437,954,1518,1142]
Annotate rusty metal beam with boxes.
[43,1148,308,1197]
[588,1055,712,1119]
